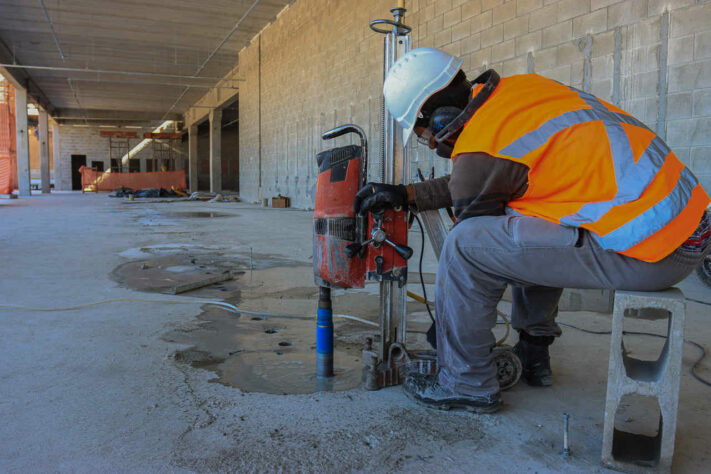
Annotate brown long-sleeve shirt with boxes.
[410,152,530,220]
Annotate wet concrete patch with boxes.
[167,301,363,395]
[111,245,299,297]
[137,210,237,226]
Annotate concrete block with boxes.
[571,58,585,86]
[504,16,529,40]
[673,147,690,167]
[462,0,483,20]
[601,288,685,473]
[482,24,504,46]
[516,30,542,55]
[698,175,711,194]
[668,59,711,92]
[691,146,711,174]
[472,10,494,33]
[692,89,711,117]
[435,27,453,47]
[630,70,659,97]
[462,32,482,54]
[695,31,711,60]
[592,78,613,98]
[491,39,516,62]
[573,8,608,36]
[559,0,591,22]
[592,29,616,57]
[542,20,573,48]
[557,41,582,64]
[533,46,559,69]
[443,6,462,27]
[668,36,694,66]
[667,118,711,147]
[591,0,623,9]
[453,18,472,41]
[529,4,558,31]
[540,64,572,83]
[592,54,614,79]
[437,0,454,13]
[607,0,649,29]
[492,0,516,25]
[428,14,445,37]
[468,47,492,68]
[517,0,543,16]
[648,0,694,16]
[670,4,711,38]
[666,92,693,119]
[481,0,503,11]
[441,41,461,57]
[503,54,529,75]
[628,17,661,49]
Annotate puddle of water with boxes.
[167,303,363,395]
[165,211,236,219]
[111,246,300,297]
[136,211,237,226]
[115,245,438,395]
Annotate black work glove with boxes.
[353,182,408,216]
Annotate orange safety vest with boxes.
[452,73,710,263]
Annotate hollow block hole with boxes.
[612,394,662,467]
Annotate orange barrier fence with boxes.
[0,78,17,195]
[79,166,187,192]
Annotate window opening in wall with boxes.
[128,159,140,173]
[91,160,104,172]
[110,159,120,173]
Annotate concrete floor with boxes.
[1,193,711,472]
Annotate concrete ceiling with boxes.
[0,0,290,125]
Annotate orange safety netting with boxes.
[0,78,17,195]
[79,166,187,192]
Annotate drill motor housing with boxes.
[312,125,409,289]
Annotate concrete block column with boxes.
[209,108,222,193]
[601,288,686,473]
[188,124,198,192]
[39,109,50,194]
[14,87,30,196]
[51,123,60,189]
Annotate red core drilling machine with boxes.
[312,5,522,391]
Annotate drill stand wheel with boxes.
[493,344,523,391]
[361,339,522,391]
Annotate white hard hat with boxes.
[383,47,463,144]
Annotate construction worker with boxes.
[354,47,711,413]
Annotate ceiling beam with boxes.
[0,37,55,115]
[54,108,182,123]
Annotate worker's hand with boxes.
[353,182,408,216]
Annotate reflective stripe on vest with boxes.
[452,74,710,262]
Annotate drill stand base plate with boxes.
[361,341,522,391]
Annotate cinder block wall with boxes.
[238,0,711,208]
[55,126,110,190]
[55,126,187,190]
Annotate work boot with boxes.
[403,373,501,414]
[513,332,555,387]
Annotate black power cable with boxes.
[412,213,435,323]
[558,321,711,388]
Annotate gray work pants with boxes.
[435,215,709,397]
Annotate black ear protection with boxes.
[427,69,500,157]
